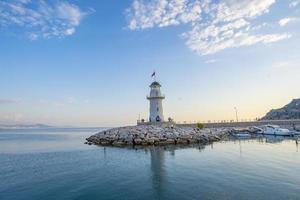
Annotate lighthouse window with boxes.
[157,107,159,111]
[156,91,158,96]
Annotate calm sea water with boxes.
[0,129,300,200]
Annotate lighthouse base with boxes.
[137,120,174,126]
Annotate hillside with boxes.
[261,99,300,120]
[0,124,53,129]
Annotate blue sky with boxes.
[1,0,300,127]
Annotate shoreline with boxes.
[85,123,300,147]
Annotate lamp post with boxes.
[234,107,239,122]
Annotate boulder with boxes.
[176,138,188,144]
[133,138,143,145]
[165,139,175,144]
[100,140,111,145]
[187,138,198,144]
[112,141,125,146]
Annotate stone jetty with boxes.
[86,123,231,147]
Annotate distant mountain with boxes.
[261,98,300,120]
[0,124,53,129]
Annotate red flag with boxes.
[151,71,155,77]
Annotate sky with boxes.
[0,0,300,127]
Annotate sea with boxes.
[0,128,299,200]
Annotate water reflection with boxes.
[265,135,285,143]
[146,135,300,197]
[146,143,208,198]
[239,140,242,156]
[149,147,166,198]
[1,130,300,200]
[103,147,107,159]
[233,135,300,154]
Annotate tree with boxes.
[196,123,204,129]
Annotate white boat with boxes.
[249,126,263,134]
[260,125,293,136]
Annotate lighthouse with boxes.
[147,81,165,122]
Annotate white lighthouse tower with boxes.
[147,81,165,122]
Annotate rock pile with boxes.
[86,124,230,147]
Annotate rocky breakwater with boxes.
[86,124,230,147]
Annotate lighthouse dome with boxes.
[149,81,161,87]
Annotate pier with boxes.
[178,119,300,129]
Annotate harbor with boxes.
[87,80,300,147]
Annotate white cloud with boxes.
[127,0,202,30]
[65,28,76,35]
[0,112,24,124]
[0,0,92,39]
[67,97,76,104]
[0,98,19,104]
[54,102,65,107]
[29,33,38,40]
[205,59,217,64]
[56,2,83,26]
[273,61,290,69]
[127,0,293,55]
[185,31,290,55]
[278,17,297,26]
[53,96,77,107]
[289,0,300,7]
